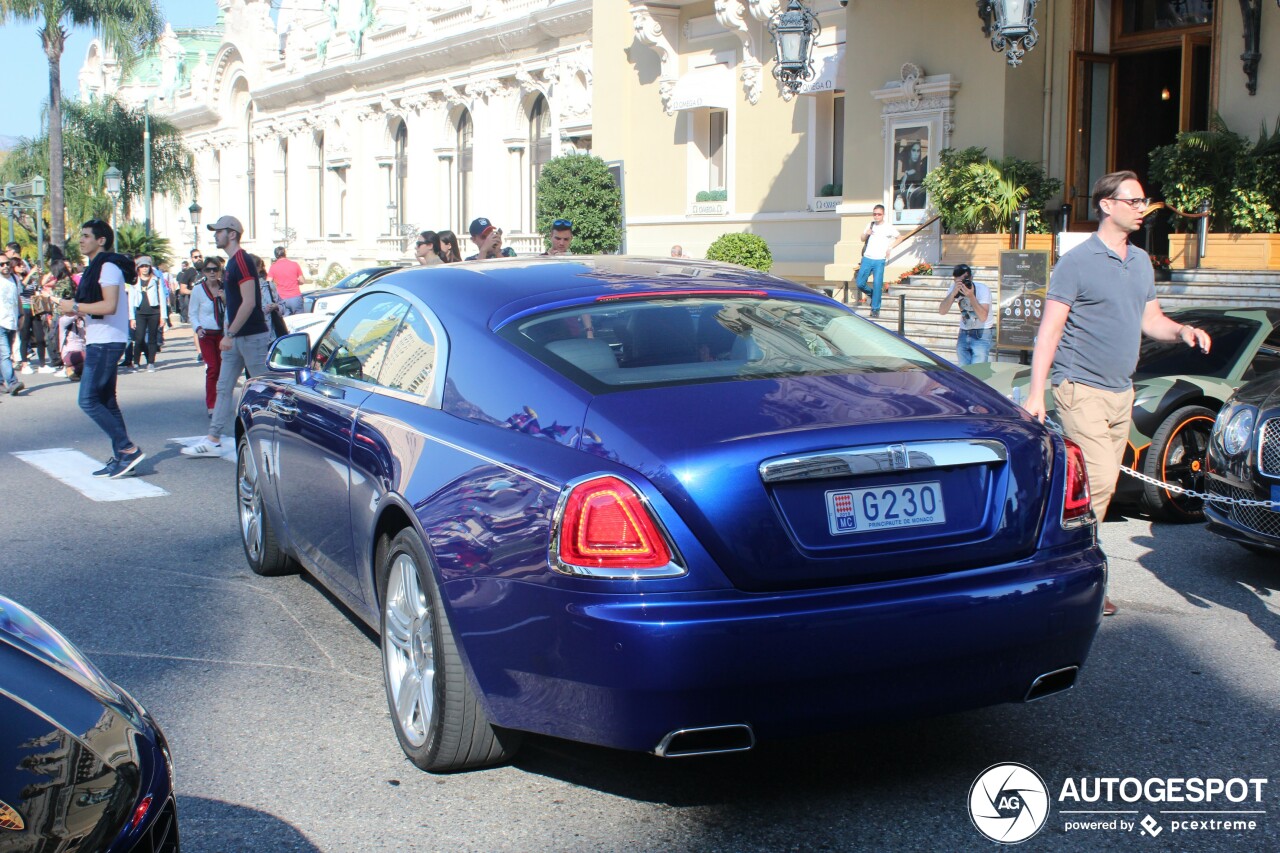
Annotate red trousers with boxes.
[197,332,223,411]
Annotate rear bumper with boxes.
[445,547,1106,752]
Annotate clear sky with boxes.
[0,2,219,145]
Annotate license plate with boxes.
[825,482,947,536]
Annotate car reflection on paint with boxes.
[234,256,1106,772]
[0,595,178,851]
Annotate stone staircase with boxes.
[834,268,1280,363]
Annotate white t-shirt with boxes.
[864,221,901,261]
[85,260,130,345]
[957,280,996,331]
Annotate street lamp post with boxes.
[104,164,123,227]
[189,200,202,250]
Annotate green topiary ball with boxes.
[705,232,772,273]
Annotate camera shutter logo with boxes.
[968,763,1050,844]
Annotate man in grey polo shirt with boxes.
[1024,170,1211,617]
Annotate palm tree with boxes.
[0,0,163,247]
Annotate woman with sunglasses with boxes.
[189,260,227,417]
[415,231,443,266]
[436,230,462,263]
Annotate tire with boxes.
[379,529,521,772]
[1141,405,1216,523]
[237,436,296,576]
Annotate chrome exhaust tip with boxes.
[654,724,755,758]
[1024,666,1079,702]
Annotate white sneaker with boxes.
[181,441,223,458]
[19,365,34,375]
[37,365,57,374]
[147,365,156,373]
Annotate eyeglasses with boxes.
[552,219,573,229]
[1106,196,1152,210]
[415,241,428,247]
[872,211,884,217]
[203,267,220,273]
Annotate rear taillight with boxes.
[1061,438,1094,528]
[129,794,153,830]
[552,475,684,578]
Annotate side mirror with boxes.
[268,332,310,372]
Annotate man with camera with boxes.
[938,263,995,365]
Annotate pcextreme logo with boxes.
[969,764,1270,843]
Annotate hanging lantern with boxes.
[767,0,821,96]
[980,0,1040,67]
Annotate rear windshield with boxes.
[1135,312,1259,379]
[500,295,941,392]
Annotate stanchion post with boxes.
[897,292,906,337]
[1197,200,1210,260]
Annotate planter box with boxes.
[940,234,1013,266]
[1170,233,1280,271]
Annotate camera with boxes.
[839,0,848,6]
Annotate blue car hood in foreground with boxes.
[0,597,170,853]
[582,369,1057,591]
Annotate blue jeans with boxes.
[956,326,996,365]
[855,259,886,311]
[79,342,133,457]
[0,327,16,386]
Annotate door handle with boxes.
[269,399,299,418]
[317,383,345,400]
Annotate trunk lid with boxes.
[581,370,1054,591]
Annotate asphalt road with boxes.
[1,333,1277,852]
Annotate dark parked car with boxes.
[1205,371,1280,552]
[235,257,1105,772]
[966,308,1280,521]
[300,265,407,315]
[0,595,178,852]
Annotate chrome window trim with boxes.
[548,473,687,579]
[307,284,450,409]
[758,439,1007,484]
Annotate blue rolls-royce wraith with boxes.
[234,257,1106,772]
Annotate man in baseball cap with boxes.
[206,214,244,235]
[466,217,517,260]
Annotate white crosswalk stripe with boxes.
[12,448,168,501]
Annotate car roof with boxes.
[369,256,818,329]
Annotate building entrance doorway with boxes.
[1066,0,1214,239]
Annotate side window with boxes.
[1247,327,1280,379]
[312,293,408,382]
[377,307,438,399]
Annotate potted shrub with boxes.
[923,147,1061,265]
[706,232,772,272]
[1149,117,1280,270]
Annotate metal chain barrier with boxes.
[1119,465,1280,509]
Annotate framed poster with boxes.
[996,250,1052,352]
[891,126,929,226]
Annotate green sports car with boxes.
[964,308,1280,522]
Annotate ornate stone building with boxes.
[80,0,593,277]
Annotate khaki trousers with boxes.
[1053,381,1134,521]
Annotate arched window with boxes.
[457,110,472,233]
[394,122,408,235]
[528,95,551,227]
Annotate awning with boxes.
[798,43,845,96]
[668,64,734,111]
